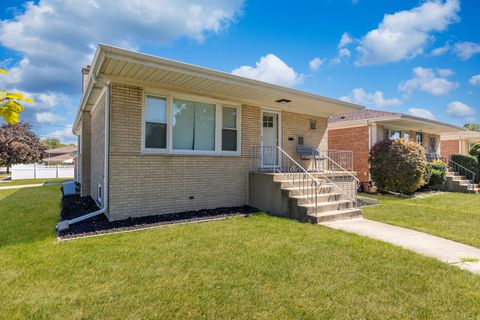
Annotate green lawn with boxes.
[362,192,480,248]
[0,178,67,187]
[0,187,479,319]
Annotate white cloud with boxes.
[446,101,476,118]
[399,67,459,96]
[35,112,64,123]
[437,68,454,77]
[356,0,460,66]
[309,57,325,71]
[469,75,480,86]
[232,54,303,87]
[430,43,450,56]
[0,0,244,93]
[453,42,480,60]
[339,48,351,58]
[407,108,436,120]
[338,32,353,48]
[46,125,76,143]
[340,88,402,107]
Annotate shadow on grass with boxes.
[0,186,62,248]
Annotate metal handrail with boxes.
[439,155,477,184]
[277,146,358,207]
[314,148,359,204]
[315,149,360,184]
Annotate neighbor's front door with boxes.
[261,111,279,168]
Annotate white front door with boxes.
[261,111,280,167]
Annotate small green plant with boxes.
[461,257,480,263]
[423,162,447,190]
[369,139,427,194]
[469,142,480,158]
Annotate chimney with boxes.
[81,65,91,93]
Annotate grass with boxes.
[361,192,480,248]
[0,187,479,319]
[0,178,67,187]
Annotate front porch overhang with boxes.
[73,44,364,134]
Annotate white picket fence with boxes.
[11,164,74,180]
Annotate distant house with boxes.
[328,109,464,186]
[440,131,480,159]
[72,44,363,223]
[43,145,77,164]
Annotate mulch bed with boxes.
[58,194,257,240]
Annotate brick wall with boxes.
[80,111,92,196]
[106,82,329,221]
[440,139,459,159]
[90,94,105,206]
[282,111,328,169]
[328,126,370,182]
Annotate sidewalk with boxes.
[321,218,480,274]
[0,182,60,190]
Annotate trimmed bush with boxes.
[451,153,479,183]
[469,142,480,158]
[369,139,427,194]
[424,161,447,190]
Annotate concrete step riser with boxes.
[315,210,362,223]
[307,201,352,214]
[296,194,343,205]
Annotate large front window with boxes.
[143,93,240,155]
[172,99,215,151]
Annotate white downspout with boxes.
[57,81,110,232]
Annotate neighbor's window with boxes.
[222,106,238,152]
[145,96,167,149]
[416,132,423,144]
[172,98,215,151]
[310,120,317,130]
[390,130,401,140]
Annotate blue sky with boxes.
[0,0,479,143]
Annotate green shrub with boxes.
[424,162,447,190]
[451,153,479,183]
[469,142,480,158]
[369,139,427,194]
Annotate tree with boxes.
[369,139,427,194]
[0,122,47,173]
[464,123,480,132]
[41,138,66,149]
[0,68,32,124]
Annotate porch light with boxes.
[275,99,291,104]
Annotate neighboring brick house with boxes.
[72,44,362,221]
[440,131,480,159]
[328,109,464,186]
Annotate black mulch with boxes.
[58,194,257,240]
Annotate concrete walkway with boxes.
[0,182,59,190]
[321,218,480,274]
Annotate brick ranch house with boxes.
[440,130,480,159]
[328,109,465,188]
[69,44,364,225]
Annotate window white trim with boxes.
[141,90,241,156]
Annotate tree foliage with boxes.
[0,68,32,124]
[423,161,447,190]
[41,138,66,149]
[0,122,47,172]
[464,123,480,132]
[369,139,427,194]
[469,142,480,158]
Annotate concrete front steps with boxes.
[445,171,479,194]
[248,172,362,223]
